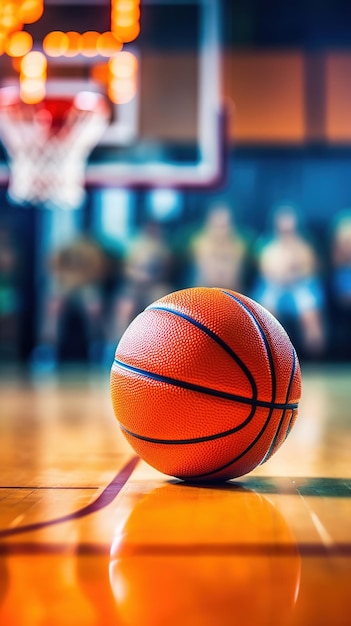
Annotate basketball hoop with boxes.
[0,87,111,210]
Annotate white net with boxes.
[0,89,110,210]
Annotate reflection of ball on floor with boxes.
[109,484,301,626]
[111,287,301,481]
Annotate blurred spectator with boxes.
[187,202,248,291]
[328,211,351,360]
[0,225,20,363]
[252,204,325,358]
[108,221,174,344]
[35,237,108,368]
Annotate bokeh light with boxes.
[108,77,137,103]
[5,30,33,57]
[43,31,69,57]
[97,31,123,57]
[18,0,44,24]
[0,32,6,56]
[21,50,47,78]
[20,77,46,103]
[0,5,20,34]
[111,0,140,43]
[108,51,138,103]
[109,51,138,78]
[20,49,47,103]
[113,22,140,43]
[79,31,100,58]
[0,0,43,36]
[64,31,81,58]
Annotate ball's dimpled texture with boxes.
[110,287,301,481]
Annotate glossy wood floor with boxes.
[0,366,350,626]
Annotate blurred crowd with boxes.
[2,202,351,369]
[0,225,20,363]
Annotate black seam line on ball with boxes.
[147,305,257,404]
[113,359,298,412]
[285,408,297,440]
[221,291,277,405]
[183,299,299,479]
[177,402,284,480]
[181,406,279,477]
[262,407,292,464]
[181,291,280,479]
[181,402,279,478]
[261,346,297,464]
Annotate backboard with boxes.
[0,0,222,191]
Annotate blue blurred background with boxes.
[1,0,351,371]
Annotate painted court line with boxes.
[0,456,139,539]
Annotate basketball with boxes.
[110,287,302,481]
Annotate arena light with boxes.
[115,15,138,28]
[5,30,33,57]
[43,31,69,57]
[42,29,125,60]
[111,0,140,43]
[20,50,47,102]
[18,0,44,24]
[108,52,138,104]
[113,7,140,26]
[0,5,21,34]
[96,31,123,57]
[20,77,46,103]
[64,31,80,58]
[109,51,137,78]
[0,0,43,37]
[21,50,47,79]
[113,22,140,43]
[79,31,100,58]
[1,2,17,19]
[0,32,6,56]
[113,0,139,10]
[108,77,137,104]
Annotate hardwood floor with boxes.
[0,366,350,625]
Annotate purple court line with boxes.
[0,487,97,490]
[0,456,139,539]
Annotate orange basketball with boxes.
[110,287,301,481]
